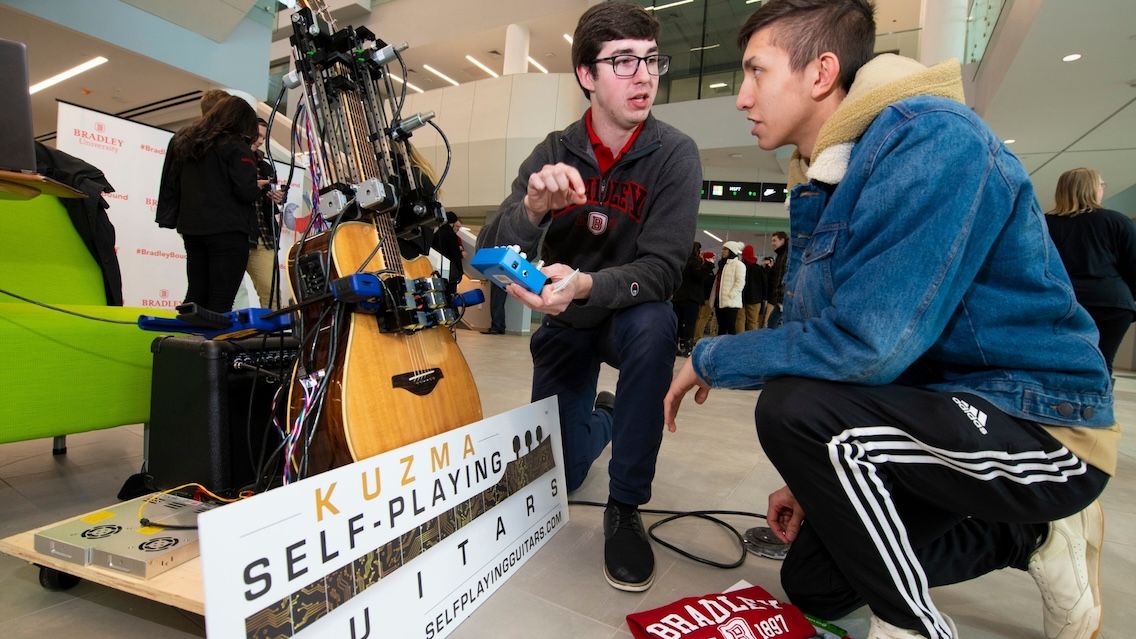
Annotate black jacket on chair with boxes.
[34,142,123,305]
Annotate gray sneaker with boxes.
[1028,501,1104,639]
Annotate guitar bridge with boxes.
[391,368,444,396]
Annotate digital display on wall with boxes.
[760,182,788,203]
[706,180,762,201]
[699,181,789,203]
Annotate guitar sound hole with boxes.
[391,368,444,396]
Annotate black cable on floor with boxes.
[568,499,767,570]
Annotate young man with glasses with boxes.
[477,0,701,592]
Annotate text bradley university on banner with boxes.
[198,398,569,639]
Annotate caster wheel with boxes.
[37,565,81,591]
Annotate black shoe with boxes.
[603,502,654,591]
[594,390,615,414]
[481,328,505,335]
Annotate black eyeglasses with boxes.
[591,54,671,78]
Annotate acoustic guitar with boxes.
[285,215,482,477]
[282,0,481,478]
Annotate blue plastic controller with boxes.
[471,245,548,294]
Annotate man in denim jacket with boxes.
[664,1,1116,638]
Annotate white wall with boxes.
[400,73,585,209]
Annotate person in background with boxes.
[157,96,261,312]
[155,88,230,231]
[766,230,788,327]
[715,241,746,336]
[476,0,701,593]
[1045,167,1136,374]
[673,242,709,356]
[482,284,508,335]
[247,117,285,308]
[665,1,1115,638]
[758,255,775,327]
[740,244,766,331]
[691,250,718,344]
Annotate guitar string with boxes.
[352,61,431,379]
[359,52,433,382]
[364,79,432,379]
[377,211,430,378]
[344,86,429,380]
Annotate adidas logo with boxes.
[952,397,989,434]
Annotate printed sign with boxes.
[56,102,184,308]
[199,398,568,638]
[55,102,312,309]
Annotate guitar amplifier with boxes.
[146,335,298,494]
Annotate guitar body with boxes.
[286,220,482,476]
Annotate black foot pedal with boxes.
[743,526,790,560]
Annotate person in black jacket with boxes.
[1046,167,1136,373]
[766,231,789,328]
[692,250,717,343]
[672,242,708,356]
[156,96,261,312]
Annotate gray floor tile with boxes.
[3,580,204,638]
[451,588,620,639]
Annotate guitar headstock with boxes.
[295,0,337,31]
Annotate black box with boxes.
[147,335,297,493]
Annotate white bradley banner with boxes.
[198,398,569,639]
[56,101,185,310]
[55,101,312,310]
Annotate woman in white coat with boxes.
[715,241,746,335]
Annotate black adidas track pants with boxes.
[756,377,1108,639]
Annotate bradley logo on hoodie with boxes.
[553,176,649,223]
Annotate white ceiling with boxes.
[3,0,1133,210]
[120,0,258,42]
[981,0,1136,210]
[0,6,210,137]
[287,0,920,92]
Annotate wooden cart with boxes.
[0,507,206,615]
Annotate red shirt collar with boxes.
[585,108,644,175]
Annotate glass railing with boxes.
[645,0,922,105]
[964,0,1006,65]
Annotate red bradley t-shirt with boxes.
[626,585,816,639]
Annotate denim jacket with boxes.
[693,93,1113,428]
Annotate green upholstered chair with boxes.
[0,194,163,452]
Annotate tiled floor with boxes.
[1,328,1133,638]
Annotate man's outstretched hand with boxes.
[767,485,805,544]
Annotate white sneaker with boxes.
[1028,501,1104,639]
[867,614,957,638]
